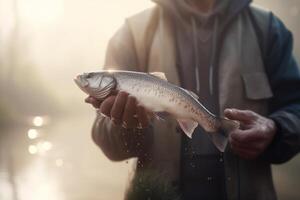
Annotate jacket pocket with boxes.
[242,72,273,100]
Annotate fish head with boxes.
[74,71,117,99]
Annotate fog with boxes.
[0,0,299,199]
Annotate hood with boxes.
[151,0,252,97]
[152,0,252,25]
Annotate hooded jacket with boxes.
[92,0,300,199]
[159,1,242,199]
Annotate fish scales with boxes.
[74,70,239,152]
[115,72,211,118]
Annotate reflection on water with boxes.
[32,116,44,127]
[28,145,38,155]
[27,129,39,140]
[18,158,64,200]
[0,113,132,200]
[0,113,299,200]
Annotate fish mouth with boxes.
[74,75,89,94]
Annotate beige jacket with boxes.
[92,4,277,200]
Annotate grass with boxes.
[125,170,181,200]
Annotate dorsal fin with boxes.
[150,72,168,81]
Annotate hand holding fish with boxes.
[85,91,150,129]
[225,108,277,160]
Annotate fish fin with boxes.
[184,89,199,100]
[177,119,198,138]
[150,72,168,81]
[207,117,239,152]
[208,132,228,152]
[219,117,240,133]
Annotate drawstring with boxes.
[192,16,219,96]
[209,17,219,96]
[192,18,201,92]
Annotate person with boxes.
[85,0,300,199]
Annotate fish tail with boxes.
[209,117,240,152]
[220,117,240,133]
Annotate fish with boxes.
[74,70,239,152]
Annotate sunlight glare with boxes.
[33,116,44,127]
[28,145,38,154]
[36,141,53,154]
[42,141,53,151]
[28,129,39,139]
[55,159,64,167]
[19,0,64,25]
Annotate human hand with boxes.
[85,91,150,129]
[224,108,277,160]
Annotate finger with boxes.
[230,129,264,143]
[85,96,101,108]
[230,137,261,152]
[99,96,116,117]
[231,144,258,160]
[122,96,138,128]
[136,105,149,128]
[224,108,256,123]
[110,91,129,124]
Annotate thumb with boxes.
[224,108,255,123]
[85,96,101,108]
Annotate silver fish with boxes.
[74,70,239,152]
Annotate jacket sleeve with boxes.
[262,14,300,163]
[92,23,153,161]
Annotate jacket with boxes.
[92,2,300,200]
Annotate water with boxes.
[0,114,132,200]
[0,114,299,200]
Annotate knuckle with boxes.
[117,91,128,99]
[119,91,128,96]
[125,99,136,112]
[127,95,136,103]
[100,106,109,116]
[243,110,254,117]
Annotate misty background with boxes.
[0,0,299,200]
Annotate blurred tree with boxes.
[0,0,61,128]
